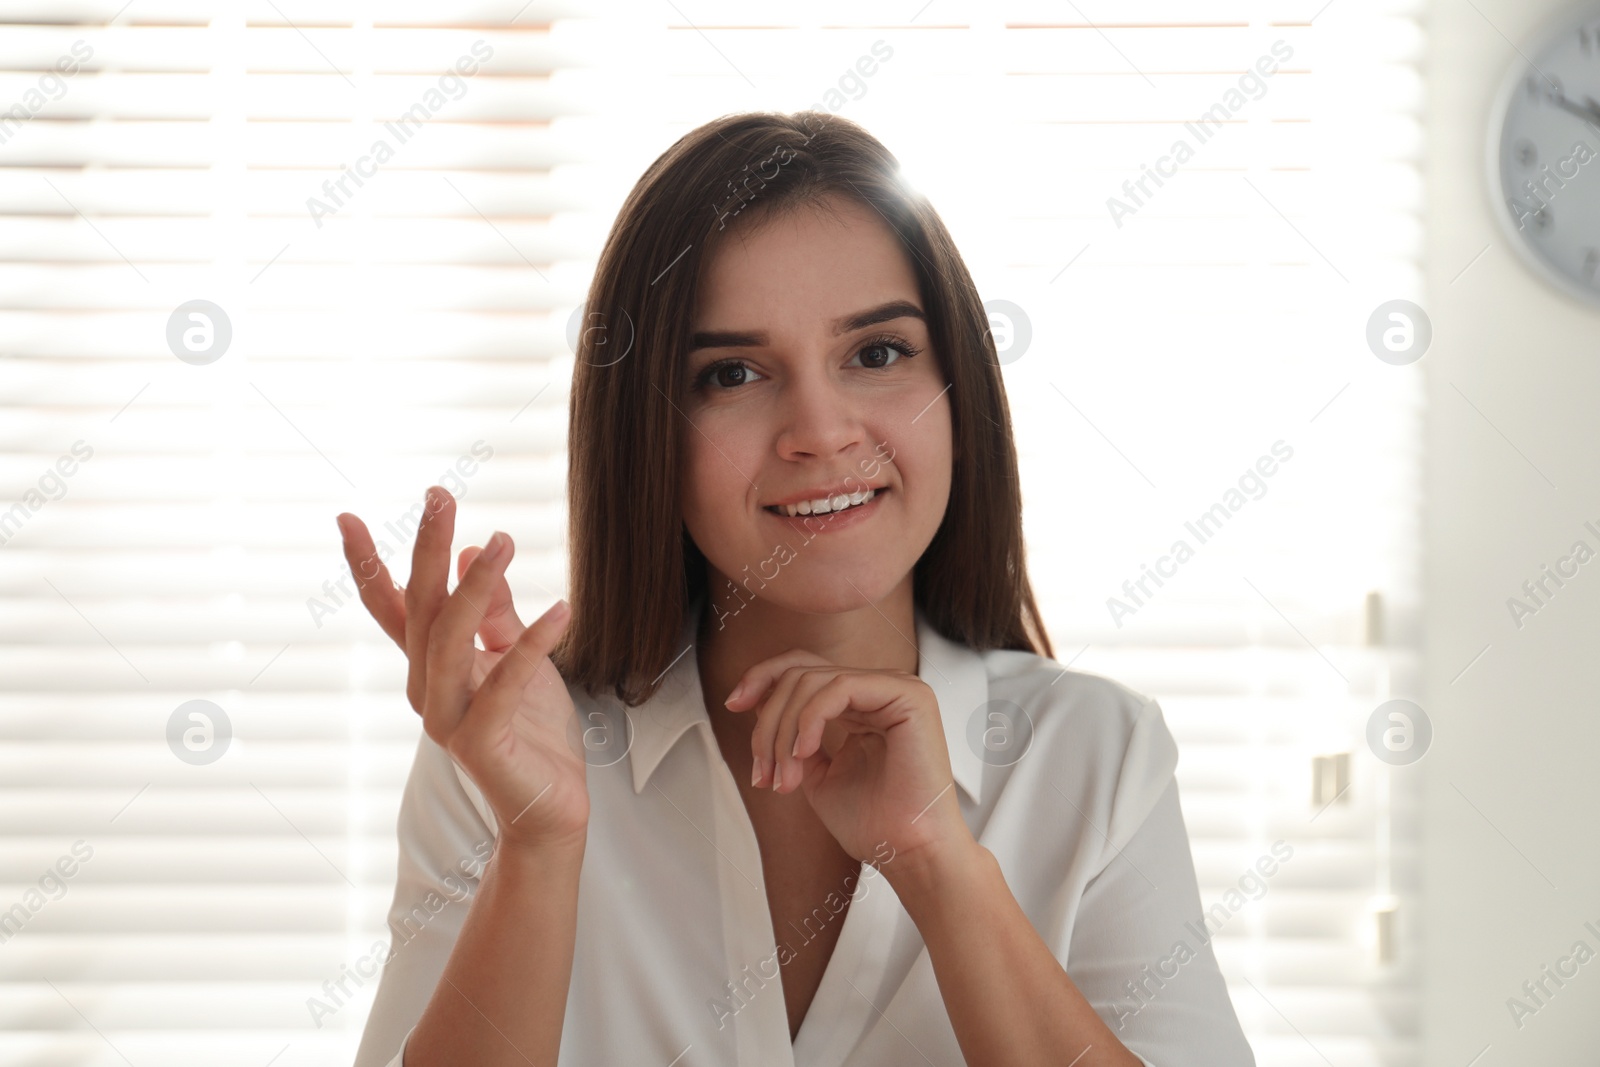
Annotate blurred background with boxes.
[1,0,1595,1064]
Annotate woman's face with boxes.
[680,194,954,616]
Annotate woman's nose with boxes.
[772,369,865,459]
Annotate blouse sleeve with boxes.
[352,730,499,1067]
[1062,698,1256,1066]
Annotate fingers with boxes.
[405,487,456,715]
[752,665,832,792]
[724,648,821,713]
[457,545,526,653]
[789,675,850,764]
[727,650,827,790]
[463,598,573,747]
[758,670,918,794]
[749,666,802,790]
[791,673,908,769]
[336,512,406,650]
[422,527,518,742]
[764,671,812,790]
[779,671,865,792]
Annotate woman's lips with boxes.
[762,487,888,534]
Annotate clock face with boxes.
[1489,6,1600,306]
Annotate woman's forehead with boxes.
[692,205,920,333]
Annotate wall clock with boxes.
[1488,4,1600,307]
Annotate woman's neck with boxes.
[695,571,920,729]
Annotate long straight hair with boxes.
[552,110,1053,706]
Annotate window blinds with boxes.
[0,1,1422,1064]
[2,3,597,1065]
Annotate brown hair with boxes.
[553,109,1053,706]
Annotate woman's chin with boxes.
[715,571,906,619]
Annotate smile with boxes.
[761,487,888,532]
[764,487,879,518]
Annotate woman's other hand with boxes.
[337,486,589,851]
[723,650,970,868]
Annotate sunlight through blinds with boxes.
[2,2,601,1064]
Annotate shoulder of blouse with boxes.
[974,646,1182,864]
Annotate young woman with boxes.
[340,111,1254,1066]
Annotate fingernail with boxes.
[791,735,801,759]
[772,762,782,790]
[545,598,571,623]
[725,682,743,707]
[751,759,762,788]
[335,514,350,538]
[482,531,508,562]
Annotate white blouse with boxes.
[353,599,1255,1066]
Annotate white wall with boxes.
[1424,0,1600,1061]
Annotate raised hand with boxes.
[337,486,589,851]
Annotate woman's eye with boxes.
[697,359,765,390]
[849,337,919,370]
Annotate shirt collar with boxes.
[627,596,988,807]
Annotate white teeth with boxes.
[777,487,876,518]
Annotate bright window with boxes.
[0,2,1420,1063]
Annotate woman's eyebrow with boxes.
[689,300,926,352]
